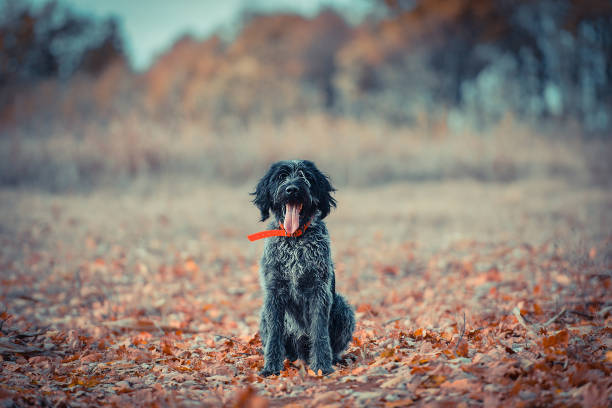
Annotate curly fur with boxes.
[252,160,355,376]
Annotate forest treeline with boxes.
[1,0,611,133]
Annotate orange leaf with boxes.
[184,259,199,272]
[356,303,375,314]
[68,375,101,388]
[441,378,472,391]
[232,385,268,408]
[353,336,363,347]
[541,330,569,348]
[380,265,400,276]
[62,354,80,363]
[456,341,469,357]
[175,365,192,372]
[429,375,446,386]
[161,340,175,356]
[385,398,414,407]
[411,365,433,375]
[80,352,102,363]
[534,303,543,315]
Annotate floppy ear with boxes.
[251,165,275,221]
[307,161,337,219]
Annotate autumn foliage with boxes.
[1,0,612,133]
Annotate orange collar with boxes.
[247,218,313,241]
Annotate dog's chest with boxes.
[276,240,317,293]
[263,233,329,296]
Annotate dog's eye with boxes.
[276,172,287,181]
[298,170,311,186]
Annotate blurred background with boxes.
[0,0,611,191]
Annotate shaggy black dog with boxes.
[250,160,355,376]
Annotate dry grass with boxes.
[0,113,603,191]
[1,175,609,258]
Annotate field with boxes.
[1,1,612,405]
[1,121,611,406]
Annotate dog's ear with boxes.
[306,161,337,219]
[251,164,276,221]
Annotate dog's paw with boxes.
[310,364,335,376]
[332,356,348,366]
[259,367,281,377]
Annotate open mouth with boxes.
[283,203,303,234]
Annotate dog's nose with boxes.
[285,185,298,195]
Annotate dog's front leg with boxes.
[309,289,334,375]
[260,293,285,376]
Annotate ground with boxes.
[0,177,611,407]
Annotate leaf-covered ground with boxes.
[0,180,611,407]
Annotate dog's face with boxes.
[252,160,336,233]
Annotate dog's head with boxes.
[252,160,336,233]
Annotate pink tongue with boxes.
[284,204,300,234]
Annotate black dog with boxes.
[250,160,355,376]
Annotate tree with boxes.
[0,1,124,84]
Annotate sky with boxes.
[31,0,371,71]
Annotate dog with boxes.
[249,160,355,376]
